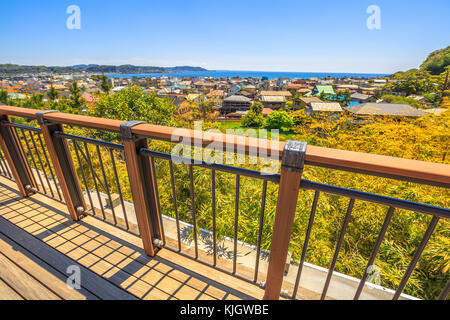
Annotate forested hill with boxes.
[420,45,450,75]
[0,64,207,75]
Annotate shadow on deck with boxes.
[0,176,264,300]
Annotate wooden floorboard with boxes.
[0,251,60,300]
[0,278,23,300]
[0,177,264,300]
[0,231,97,300]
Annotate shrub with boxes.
[265,110,294,130]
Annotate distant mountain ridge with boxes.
[0,64,207,75]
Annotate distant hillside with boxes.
[0,64,207,75]
[420,46,450,75]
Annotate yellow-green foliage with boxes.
[11,101,449,300]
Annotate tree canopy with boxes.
[88,85,176,126]
[420,46,450,75]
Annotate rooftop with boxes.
[309,102,343,112]
[223,95,252,102]
[260,95,286,103]
[346,102,428,117]
[259,91,292,97]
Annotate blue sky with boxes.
[1,0,449,73]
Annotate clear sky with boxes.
[1,0,449,73]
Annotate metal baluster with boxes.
[212,169,217,266]
[97,145,118,225]
[109,148,130,231]
[292,191,320,299]
[169,161,181,251]
[3,152,13,178]
[151,156,165,245]
[0,150,8,177]
[254,180,267,283]
[393,215,440,300]
[83,142,106,220]
[321,198,355,300]
[354,206,395,300]
[189,164,198,259]
[233,174,240,275]
[77,145,108,192]
[18,128,43,192]
[36,132,63,201]
[28,130,55,198]
[73,141,95,216]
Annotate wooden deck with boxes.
[0,176,264,300]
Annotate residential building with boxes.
[345,102,427,118]
[221,95,252,114]
[259,95,286,110]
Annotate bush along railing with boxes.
[0,105,448,300]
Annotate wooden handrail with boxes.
[1,105,449,187]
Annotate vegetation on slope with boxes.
[5,84,449,299]
[0,64,207,75]
[420,46,450,75]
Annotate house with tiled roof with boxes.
[297,97,324,109]
[221,95,252,115]
[350,93,377,105]
[345,103,427,118]
[259,95,286,110]
[307,102,343,120]
[308,85,335,96]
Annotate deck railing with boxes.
[0,105,448,300]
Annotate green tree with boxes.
[250,101,263,114]
[420,46,450,75]
[198,100,215,118]
[89,85,176,126]
[22,93,44,110]
[0,87,7,104]
[47,84,59,101]
[385,69,437,95]
[68,81,85,112]
[265,110,294,130]
[241,101,264,128]
[100,75,112,94]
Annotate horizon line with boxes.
[0,63,392,76]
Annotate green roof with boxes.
[315,85,335,95]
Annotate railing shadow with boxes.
[0,180,259,300]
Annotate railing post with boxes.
[0,115,37,197]
[263,140,307,300]
[120,121,163,257]
[37,111,85,221]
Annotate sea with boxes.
[107,70,388,80]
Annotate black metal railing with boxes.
[140,148,279,284]
[0,145,13,180]
[2,122,64,202]
[280,177,450,300]
[0,106,448,301]
[54,131,139,236]
[46,129,450,300]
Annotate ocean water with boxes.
[107,70,388,80]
